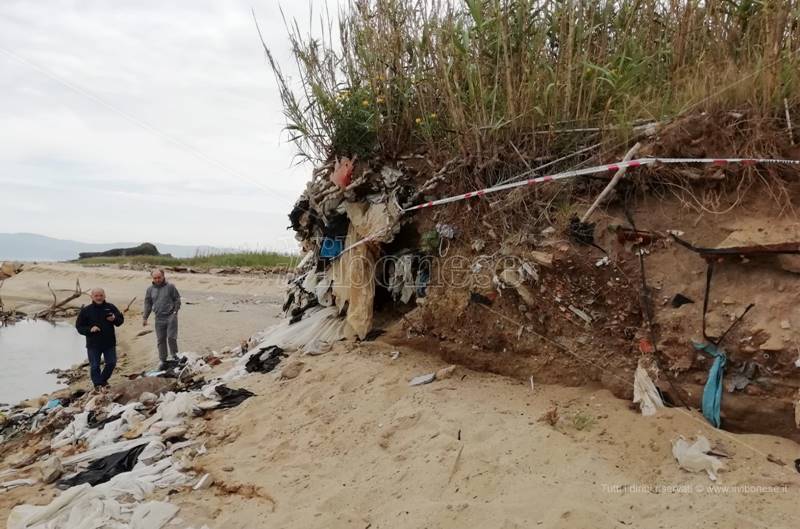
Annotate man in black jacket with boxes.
[75,288,125,389]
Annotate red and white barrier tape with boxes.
[401,157,800,212]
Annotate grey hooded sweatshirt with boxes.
[143,282,181,320]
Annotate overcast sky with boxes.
[0,0,339,251]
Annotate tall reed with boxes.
[265,0,800,167]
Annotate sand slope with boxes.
[173,343,799,529]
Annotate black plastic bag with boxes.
[58,444,147,488]
[214,385,255,409]
[245,345,286,374]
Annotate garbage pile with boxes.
[1,350,260,529]
[286,158,433,341]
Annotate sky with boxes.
[0,0,340,252]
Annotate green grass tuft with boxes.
[78,251,297,269]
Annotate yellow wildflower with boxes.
[415,117,422,124]
[430,113,438,119]
[362,99,370,107]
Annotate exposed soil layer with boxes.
[377,113,800,442]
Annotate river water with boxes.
[0,320,86,405]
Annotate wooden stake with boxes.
[580,142,641,223]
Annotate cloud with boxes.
[0,0,337,249]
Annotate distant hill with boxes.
[0,233,234,261]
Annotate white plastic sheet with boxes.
[51,412,89,449]
[129,501,178,529]
[672,435,724,481]
[632,363,664,416]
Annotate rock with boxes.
[721,297,735,305]
[114,377,177,404]
[38,457,63,484]
[744,385,764,396]
[527,250,554,268]
[280,361,305,380]
[163,427,188,440]
[498,268,536,307]
[759,336,785,352]
[435,365,457,380]
[778,254,800,274]
[222,466,234,472]
[780,320,791,330]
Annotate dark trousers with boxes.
[87,347,117,387]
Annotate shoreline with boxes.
[0,262,287,404]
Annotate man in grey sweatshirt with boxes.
[142,269,181,369]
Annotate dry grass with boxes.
[265,0,800,176]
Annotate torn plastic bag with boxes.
[245,345,286,373]
[320,238,343,259]
[672,435,724,481]
[694,342,727,427]
[388,254,416,304]
[7,483,96,529]
[156,392,200,423]
[135,440,167,467]
[214,385,255,409]
[51,412,89,449]
[58,444,148,488]
[632,362,664,416]
[61,437,155,467]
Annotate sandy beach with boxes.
[0,263,287,379]
[1,263,798,528]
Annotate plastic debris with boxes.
[245,345,287,374]
[568,305,592,324]
[694,342,727,428]
[435,223,457,239]
[672,436,724,481]
[409,373,436,386]
[193,473,214,491]
[632,363,664,416]
[58,444,148,488]
[214,385,255,409]
[0,479,36,492]
[330,156,354,188]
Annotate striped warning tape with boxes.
[401,157,800,212]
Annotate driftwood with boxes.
[35,279,85,320]
[0,280,24,325]
[123,296,137,313]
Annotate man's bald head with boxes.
[91,288,106,304]
[151,269,165,285]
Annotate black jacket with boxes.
[75,302,124,350]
